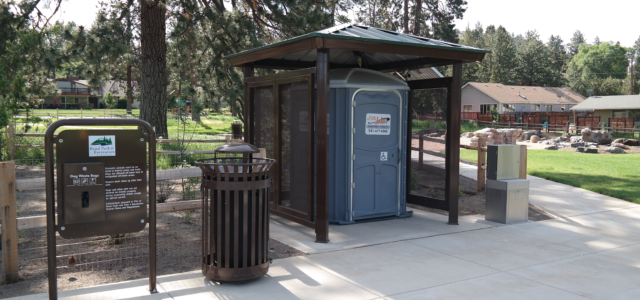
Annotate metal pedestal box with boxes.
[485,179,529,224]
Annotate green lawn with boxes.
[458,149,640,203]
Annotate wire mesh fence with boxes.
[0,146,216,298]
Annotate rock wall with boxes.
[467,128,521,147]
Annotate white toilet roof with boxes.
[330,68,410,90]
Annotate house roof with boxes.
[570,95,640,111]
[463,82,586,105]
[52,78,89,87]
[225,23,489,70]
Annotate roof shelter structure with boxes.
[225,24,489,242]
[571,95,640,111]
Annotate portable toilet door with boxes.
[327,68,411,223]
[352,90,403,219]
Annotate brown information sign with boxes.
[56,130,148,239]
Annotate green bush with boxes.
[117,99,127,109]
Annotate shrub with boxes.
[117,99,127,109]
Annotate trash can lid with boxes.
[214,142,260,154]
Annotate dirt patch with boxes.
[408,190,554,222]
[1,183,304,299]
[410,162,478,199]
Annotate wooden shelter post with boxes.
[243,64,254,143]
[446,62,462,225]
[315,49,330,243]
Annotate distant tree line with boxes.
[458,24,640,96]
[1,0,638,140]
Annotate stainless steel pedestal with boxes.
[485,179,529,224]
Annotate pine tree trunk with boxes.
[126,64,132,114]
[413,0,422,36]
[139,0,168,137]
[404,0,409,33]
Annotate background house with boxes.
[462,82,586,114]
[43,76,140,109]
[570,95,640,127]
[42,75,91,108]
[94,80,140,109]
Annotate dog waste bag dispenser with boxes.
[485,145,529,224]
[196,141,276,282]
[56,130,148,238]
[327,68,412,224]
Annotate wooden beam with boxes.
[244,67,316,83]
[477,137,487,192]
[226,38,315,67]
[6,200,203,231]
[407,77,453,90]
[446,62,462,225]
[322,37,486,63]
[520,145,527,179]
[315,49,330,243]
[17,167,203,190]
[371,57,450,72]
[243,63,254,143]
[0,162,18,283]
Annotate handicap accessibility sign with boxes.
[380,152,388,161]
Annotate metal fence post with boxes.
[1,161,19,284]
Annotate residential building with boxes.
[570,94,640,127]
[42,76,91,108]
[43,76,140,109]
[461,82,586,114]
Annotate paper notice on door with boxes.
[365,113,391,135]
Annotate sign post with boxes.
[44,119,157,299]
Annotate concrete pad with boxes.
[508,219,640,253]
[600,243,640,263]
[157,257,377,300]
[10,278,171,300]
[270,209,494,254]
[384,272,589,300]
[408,226,587,271]
[510,253,640,300]
[299,241,496,297]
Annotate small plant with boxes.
[180,209,196,224]
[182,177,199,200]
[157,181,176,203]
[410,170,418,190]
[104,92,116,109]
[490,106,499,122]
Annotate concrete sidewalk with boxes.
[12,162,640,300]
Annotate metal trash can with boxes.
[196,142,276,282]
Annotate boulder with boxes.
[605,147,625,154]
[429,125,438,133]
[561,133,573,139]
[519,130,540,141]
[624,139,640,146]
[544,145,558,150]
[581,128,613,144]
[613,138,626,144]
[428,132,440,137]
[585,148,599,154]
[576,147,586,153]
[570,136,583,143]
[530,135,540,143]
[461,132,474,138]
[611,143,630,150]
[571,142,585,148]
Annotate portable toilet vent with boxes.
[327,68,412,224]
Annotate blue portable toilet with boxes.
[327,68,413,224]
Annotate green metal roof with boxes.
[224,23,490,60]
